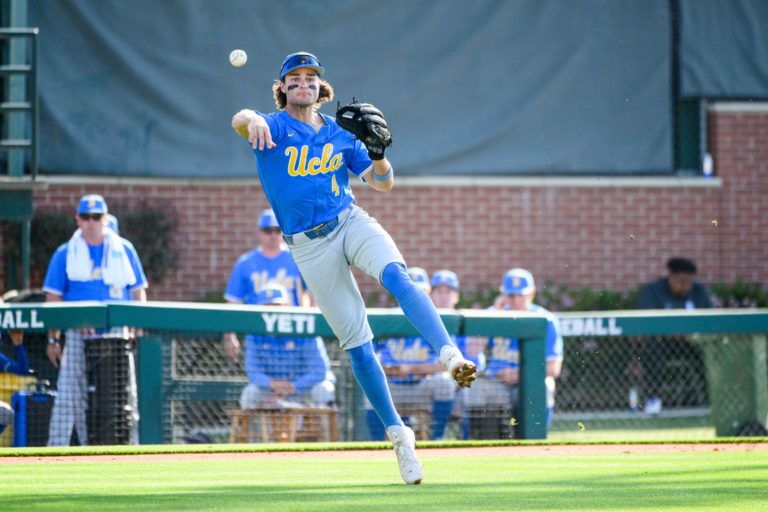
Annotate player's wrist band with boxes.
[48,337,59,345]
[373,166,393,182]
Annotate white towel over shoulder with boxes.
[101,229,137,289]
[65,228,136,288]
[64,229,93,281]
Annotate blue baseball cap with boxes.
[501,268,535,295]
[279,52,324,80]
[77,194,108,215]
[407,267,431,292]
[106,214,119,234]
[258,209,280,230]
[256,283,291,305]
[431,270,460,291]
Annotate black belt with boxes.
[283,215,340,245]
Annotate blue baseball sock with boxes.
[462,415,470,440]
[380,262,456,354]
[347,342,402,429]
[365,409,387,441]
[431,399,454,440]
[0,424,5,435]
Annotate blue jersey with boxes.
[224,247,305,306]
[43,240,147,301]
[377,336,439,385]
[455,335,485,371]
[251,111,372,235]
[485,304,563,378]
[1,344,29,375]
[244,335,326,393]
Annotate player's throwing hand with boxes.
[247,114,275,150]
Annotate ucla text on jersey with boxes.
[250,111,371,235]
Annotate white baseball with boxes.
[229,49,247,68]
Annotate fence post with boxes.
[137,335,165,444]
[518,336,547,439]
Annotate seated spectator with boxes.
[365,267,458,440]
[466,268,563,438]
[635,257,712,414]
[222,208,310,362]
[239,283,335,409]
[0,324,30,435]
[430,269,485,440]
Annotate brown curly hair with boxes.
[272,80,334,110]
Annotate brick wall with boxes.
[1,105,766,301]
[708,106,768,283]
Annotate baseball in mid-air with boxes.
[229,49,247,67]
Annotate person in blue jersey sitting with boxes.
[223,208,310,361]
[365,268,459,440]
[429,269,486,440]
[466,268,563,438]
[0,326,30,436]
[239,283,334,410]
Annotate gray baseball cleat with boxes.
[387,424,423,485]
[440,345,477,388]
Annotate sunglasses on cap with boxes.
[79,213,104,221]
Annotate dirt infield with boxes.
[2,443,766,464]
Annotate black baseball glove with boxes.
[335,99,392,160]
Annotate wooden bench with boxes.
[228,407,339,443]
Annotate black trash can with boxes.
[86,336,136,445]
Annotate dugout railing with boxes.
[1,303,767,445]
[552,309,768,439]
[0,301,549,445]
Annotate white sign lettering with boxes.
[261,313,317,335]
[14,310,29,328]
[31,310,44,328]
[0,309,45,329]
[560,317,623,337]
[262,313,278,332]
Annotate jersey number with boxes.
[331,174,339,196]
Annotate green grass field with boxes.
[2,443,767,511]
[548,412,716,441]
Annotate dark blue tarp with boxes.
[680,0,768,99]
[30,0,672,177]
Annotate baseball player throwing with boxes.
[231,51,476,484]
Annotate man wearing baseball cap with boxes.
[42,194,148,445]
[366,266,462,442]
[223,208,309,361]
[407,267,431,293]
[429,270,486,440]
[232,50,477,485]
[466,268,563,438]
[635,257,712,415]
[239,283,335,423]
